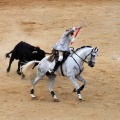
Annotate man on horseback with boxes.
[47,26,82,74]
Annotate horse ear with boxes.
[95,47,98,56]
[93,47,98,56]
[95,47,98,51]
[96,47,98,52]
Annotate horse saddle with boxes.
[47,49,70,63]
[47,49,71,76]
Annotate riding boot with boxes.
[47,61,61,74]
[53,61,61,73]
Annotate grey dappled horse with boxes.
[22,46,98,102]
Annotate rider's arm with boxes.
[65,27,77,36]
[70,26,82,44]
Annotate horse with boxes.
[21,46,98,102]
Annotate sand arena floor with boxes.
[0,0,120,120]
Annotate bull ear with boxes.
[32,51,38,54]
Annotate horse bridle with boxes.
[70,48,96,76]
[72,49,94,64]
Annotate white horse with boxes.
[21,46,98,102]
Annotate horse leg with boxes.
[7,57,14,73]
[73,75,86,92]
[30,75,43,99]
[20,62,26,79]
[68,75,82,101]
[47,74,59,102]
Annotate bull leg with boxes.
[47,74,59,102]
[17,61,22,75]
[7,57,14,73]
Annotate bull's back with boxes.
[11,41,46,62]
[12,41,34,60]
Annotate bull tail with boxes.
[5,50,13,58]
[21,60,39,75]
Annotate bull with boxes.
[6,41,51,76]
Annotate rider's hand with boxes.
[72,27,76,31]
[69,47,74,53]
[77,26,82,29]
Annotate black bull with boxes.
[6,41,51,75]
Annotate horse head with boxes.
[75,46,98,68]
[86,47,98,67]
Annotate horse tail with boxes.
[21,60,39,75]
[5,50,13,58]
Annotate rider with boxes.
[47,26,82,74]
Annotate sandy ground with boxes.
[0,0,120,120]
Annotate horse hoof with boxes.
[31,97,37,100]
[54,99,59,102]
[30,94,36,100]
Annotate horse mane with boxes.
[75,46,92,52]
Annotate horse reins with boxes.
[70,55,84,77]
[72,49,93,63]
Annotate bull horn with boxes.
[32,51,37,54]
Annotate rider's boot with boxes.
[47,61,61,75]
